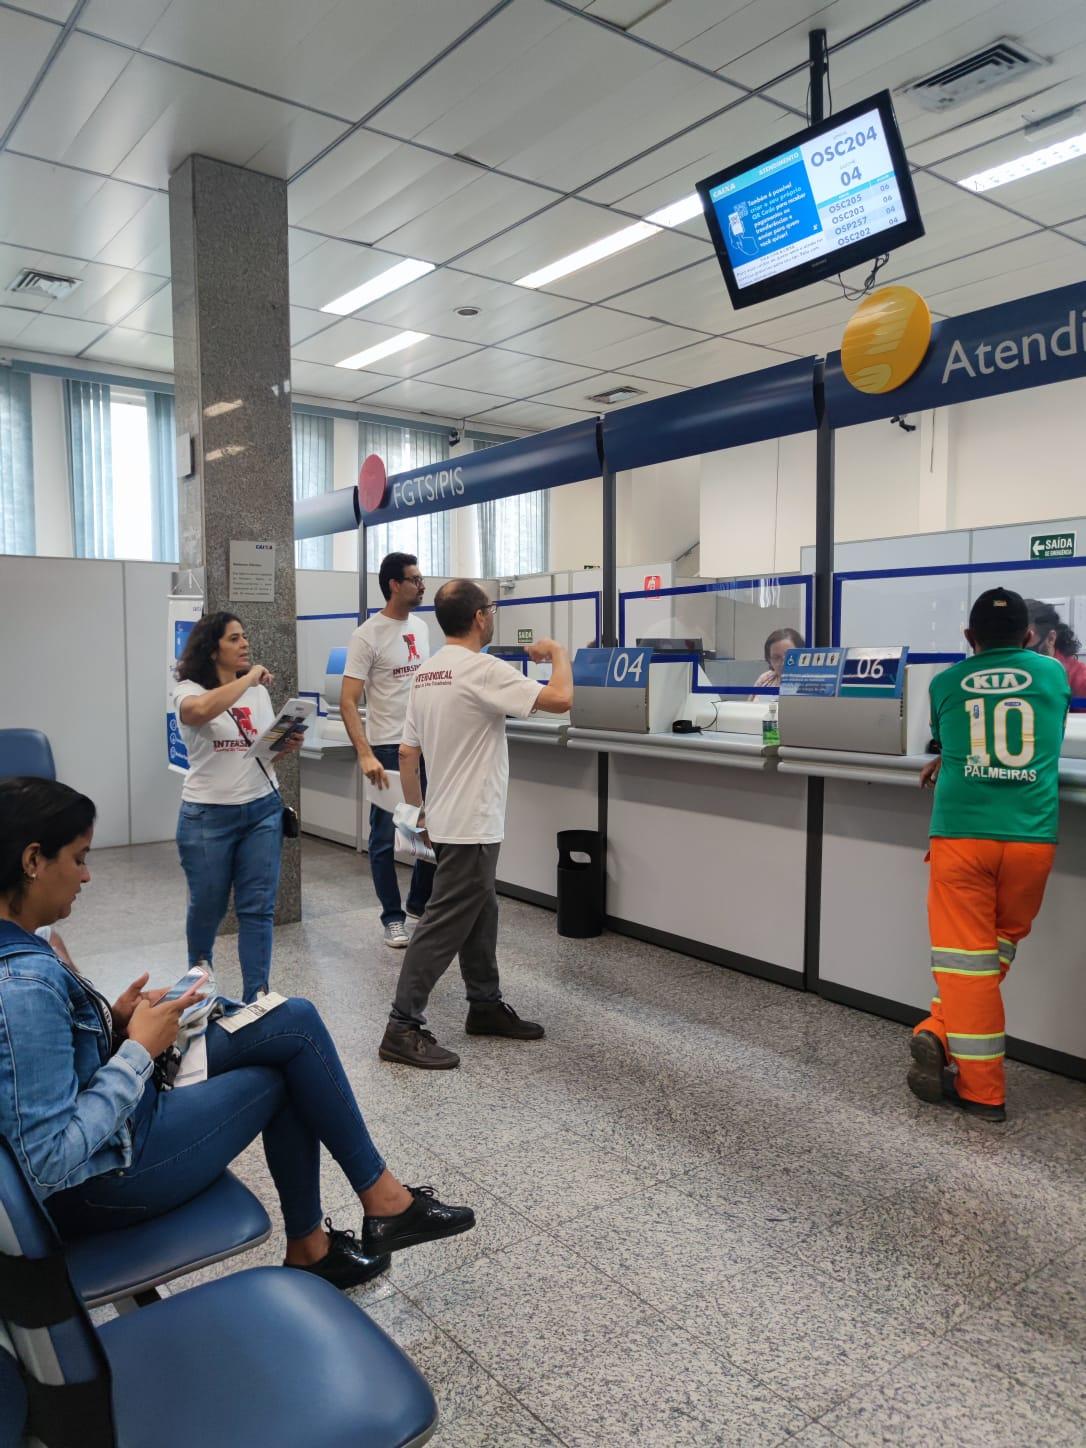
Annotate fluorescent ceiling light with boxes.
[322,258,435,315]
[645,193,704,227]
[959,129,1086,192]
[336,330,429,369]
[515,221,659,289]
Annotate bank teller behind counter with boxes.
[753,628,806,690]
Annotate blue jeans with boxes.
[47,998,386,1242]
[177,791,282,1001]
[368,743,435,926]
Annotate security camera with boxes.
[890,415,917,433]
[448,429,461,447]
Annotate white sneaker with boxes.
[383,921,410,949]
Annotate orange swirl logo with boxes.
[841,285,932,394]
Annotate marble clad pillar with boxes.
[169,155,300,923]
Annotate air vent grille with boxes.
[901,40,1048,113]
[8,268,82,301]
[586,385,646,405]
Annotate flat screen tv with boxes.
[696,90,924,310]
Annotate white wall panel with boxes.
[0,557,129,846]
[124,562,183,843]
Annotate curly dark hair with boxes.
[174,611,243,690]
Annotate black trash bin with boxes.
[556,829,603,938]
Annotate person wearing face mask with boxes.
[378,580,574,1070]
[173,612,302,1001]
[1025,598,1086,706]
[0,777,475,1289]
[341,553,435,949]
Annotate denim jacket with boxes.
[0,922,153,1201]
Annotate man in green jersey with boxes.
[911,587,1070,1120]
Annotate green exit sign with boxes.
[517,628,533,644]
[1030,532,1076,560]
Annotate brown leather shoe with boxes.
[465,1000,544,1040]
[378,1022,460,1069]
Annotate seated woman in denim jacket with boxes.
[0,776,474,1291]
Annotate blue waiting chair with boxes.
[0,1141,439,1448]
[63,1170,271,1310]
[0,728,55,780]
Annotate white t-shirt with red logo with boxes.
[343,611,431,746]
[173,681,277,804]
[403,646,543,844]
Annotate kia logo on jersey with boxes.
[961,668,1032,695]
[403,633,421,662]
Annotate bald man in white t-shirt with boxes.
[378,580,574,1071]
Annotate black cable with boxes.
[830,252,889,302]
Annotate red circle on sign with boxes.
[358,453,388,512]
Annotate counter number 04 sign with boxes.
[572,647,652,689]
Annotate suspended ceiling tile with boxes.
[534,370,685,410]
[79,0,172,47]
[290,358,377,402]
[95,0,498,122]
[580,96,794,221]
[869,172,1037,276]
[558,229,715,308]
[0,154,150,260]
[728,293,861,349]
[0,242,92,314]
[419,350,599,398]
[892,230,1078,301]
[361,270,582,346]
[43,265,166,327]
[455,197,637,287]
[288,237,415,312]
[503,306,703,370]
[13,312,109,354]
[922,237,1086,314]
[1058,216,1086,243]
[603,258,735,332]
[288,227,326,266]
[292,317,477,378]
[17,1,76,19]
[375,170,552,267]
[0,306,38,344]
[94,194,171,274]
[14,42,345,187]
[123,284,173,335]
[927,165,1086,231]
[82,325,174,370]
[472,400,597,430]
[622,336,799,387]
[374,1,576,143]
[0,10,61,138]
[290,306,330,344]
[356,377,511,419]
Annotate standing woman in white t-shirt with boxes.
[172,612,300,1000]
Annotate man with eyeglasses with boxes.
[378,579,573,1070]
[341,552,434,948]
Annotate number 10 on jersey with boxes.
[966,698,1035,768]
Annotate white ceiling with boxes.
[0,0,1084,434]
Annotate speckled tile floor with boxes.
[72,837,1086,1448]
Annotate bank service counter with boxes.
[774,637,1086,1074]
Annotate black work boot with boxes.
[465,1000,544,1040]
[908,1031,1006,1121]
[379,1021,460,1069]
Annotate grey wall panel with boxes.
[819,779,1086,1062]
[607,755,807,974]
[502,742,597,896]
[124,562,183,844]
[0,557,129,846]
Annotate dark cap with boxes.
[969,587,1029,646]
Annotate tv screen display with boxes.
[696,90,924,310]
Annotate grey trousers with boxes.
[390,842,504,1027]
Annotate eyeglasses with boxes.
[403,575,424,586]
[479,603,498,615]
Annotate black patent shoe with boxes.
[465,1000,544,1040]
[286,1219,391,1289]
[362,1186,476,1257]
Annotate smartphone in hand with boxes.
[160,966,210,1002]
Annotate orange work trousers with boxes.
[915,837,1056,1107]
